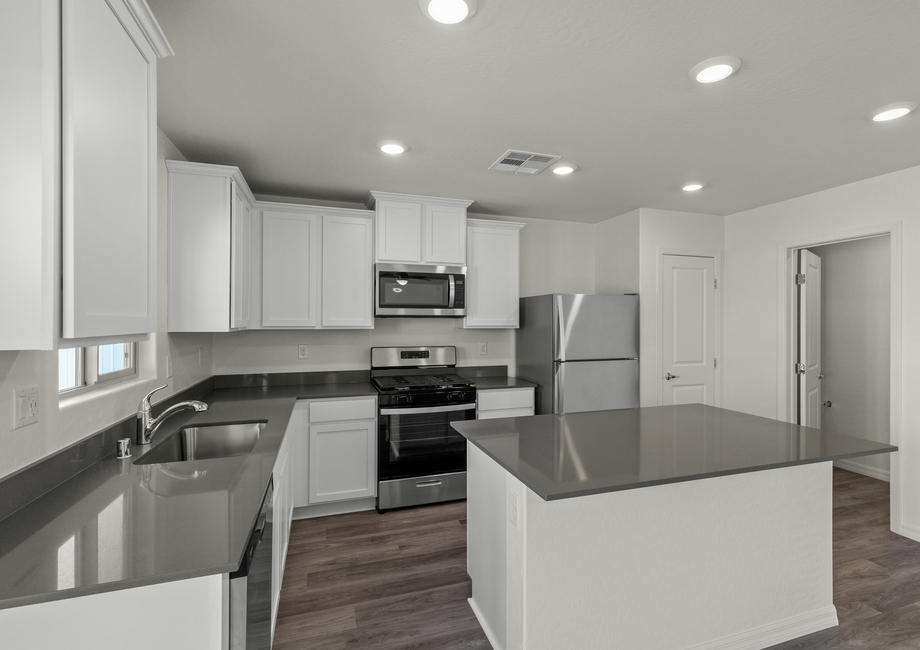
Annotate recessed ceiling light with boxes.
[552,164,578,175]
[419,0,477,24]
[689,56,742,84]
[869,102,917,122]
[682,183,705,192]
[377,140,408,155]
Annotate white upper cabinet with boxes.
[62,0,172,340]
[0,0,172,348]
[260,204,374,329]
[167,161,255,332]
[262,209,320,328]
[368,191,472,266]
[322,214,374,328]
[463,219,525,328]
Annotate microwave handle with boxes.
[447,275,456,309]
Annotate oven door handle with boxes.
[380,403,476,415]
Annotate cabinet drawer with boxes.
[477,407,534,421]
[478,388,534,412]
[310,398,376,423]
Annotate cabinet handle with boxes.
[416,479,443,488]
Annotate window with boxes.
[58,343,137,393]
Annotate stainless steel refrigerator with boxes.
[515,294,639,414]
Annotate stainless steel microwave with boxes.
[375,263,467,318]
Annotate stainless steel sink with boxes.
[134,422,266,465]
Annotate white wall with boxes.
[810,237,891,479]
[723,164,919,537]
[212,212,597,375]
[0,130,213,481]
[595,209,640,294]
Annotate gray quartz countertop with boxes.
[463,375,537,390]
[0,382,375,610]
[452,404,897,501]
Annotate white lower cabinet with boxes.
[477,387,535,420]
[271,432,294,641]
[290,397,378,514]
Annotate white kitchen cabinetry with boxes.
[463,219,525,328]
[290,397,378,516]
[1,0,172,348]
[271,430,294,640]
[167,161,255,332]
[477,387,535,420]
[262,209,320,328]
[369,191,473,265]
[260,204,374,329]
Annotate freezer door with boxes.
[554,359,639,413]
[555,294,639,361]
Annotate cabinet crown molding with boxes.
[366,190,474,210]
[165,160,256,206]
[123,0,175,58]
[467,218,526,231]
[253,200,373,218]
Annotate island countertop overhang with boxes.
[452,403,897,501]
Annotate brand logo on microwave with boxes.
[392,288,403,293]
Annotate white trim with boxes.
[122,0,175,58]
[468,598,505,650]
[291,497,376,520]
[252,199,373,218]
[899,521,920,544]
[681,605,838,650]
[775,221,902,536]
[366,190,474,210]
[655,247,723,407]
[466,218,525,231]
[833,459,890,483]
[164,160,257,206]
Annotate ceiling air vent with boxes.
[488,150,561,175]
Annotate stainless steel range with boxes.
[371,346,475,512]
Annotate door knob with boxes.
[822,401,832,408]
[665,373,680,380]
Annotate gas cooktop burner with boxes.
[372,374,474,392]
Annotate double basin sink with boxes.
[134,422,267,465]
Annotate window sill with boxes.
[59,375,156,410]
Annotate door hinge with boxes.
[795,362,805,375]
[713,358,717,369]
[714,279,718,289]
[795,273,806,285]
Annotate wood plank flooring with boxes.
[274,469,920,650]
[273,500,489,649]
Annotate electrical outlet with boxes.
[508,488,520,529]
[479,342,488,355]
[13,387,39,429]
[298,344,309,360]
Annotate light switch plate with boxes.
[14,386,39,429]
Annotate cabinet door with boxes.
[262,210,320,328]
[230,182,251,330]
[62,0,158,338]
[464,222,523,328]
[308,421,376,504]
[288,402,311,509]
[271,440,292,636]
[376,200,422,262]
[322,215,373,328]
[424,204,466,265]
[477,388,534,419]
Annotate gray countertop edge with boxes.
[463,435,897,502]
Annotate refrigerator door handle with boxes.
[556,294,566,361]
[555,362,565,413]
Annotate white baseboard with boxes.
[833,458,890,482]
[468,597,503,650]
[898,521,920,543]
[292,497,376,520]
[682,606,838,650]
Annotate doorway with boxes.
[782,223,900,534]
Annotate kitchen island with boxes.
[452,404,897,650]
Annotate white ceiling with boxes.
[149,0,920,224]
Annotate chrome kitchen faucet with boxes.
[136,384,208,446]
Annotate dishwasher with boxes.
[230,477,273,650]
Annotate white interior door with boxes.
[798,249,822,427]
[661,255,717,406]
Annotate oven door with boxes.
[377,402,475,480]
[375,263,466,317]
